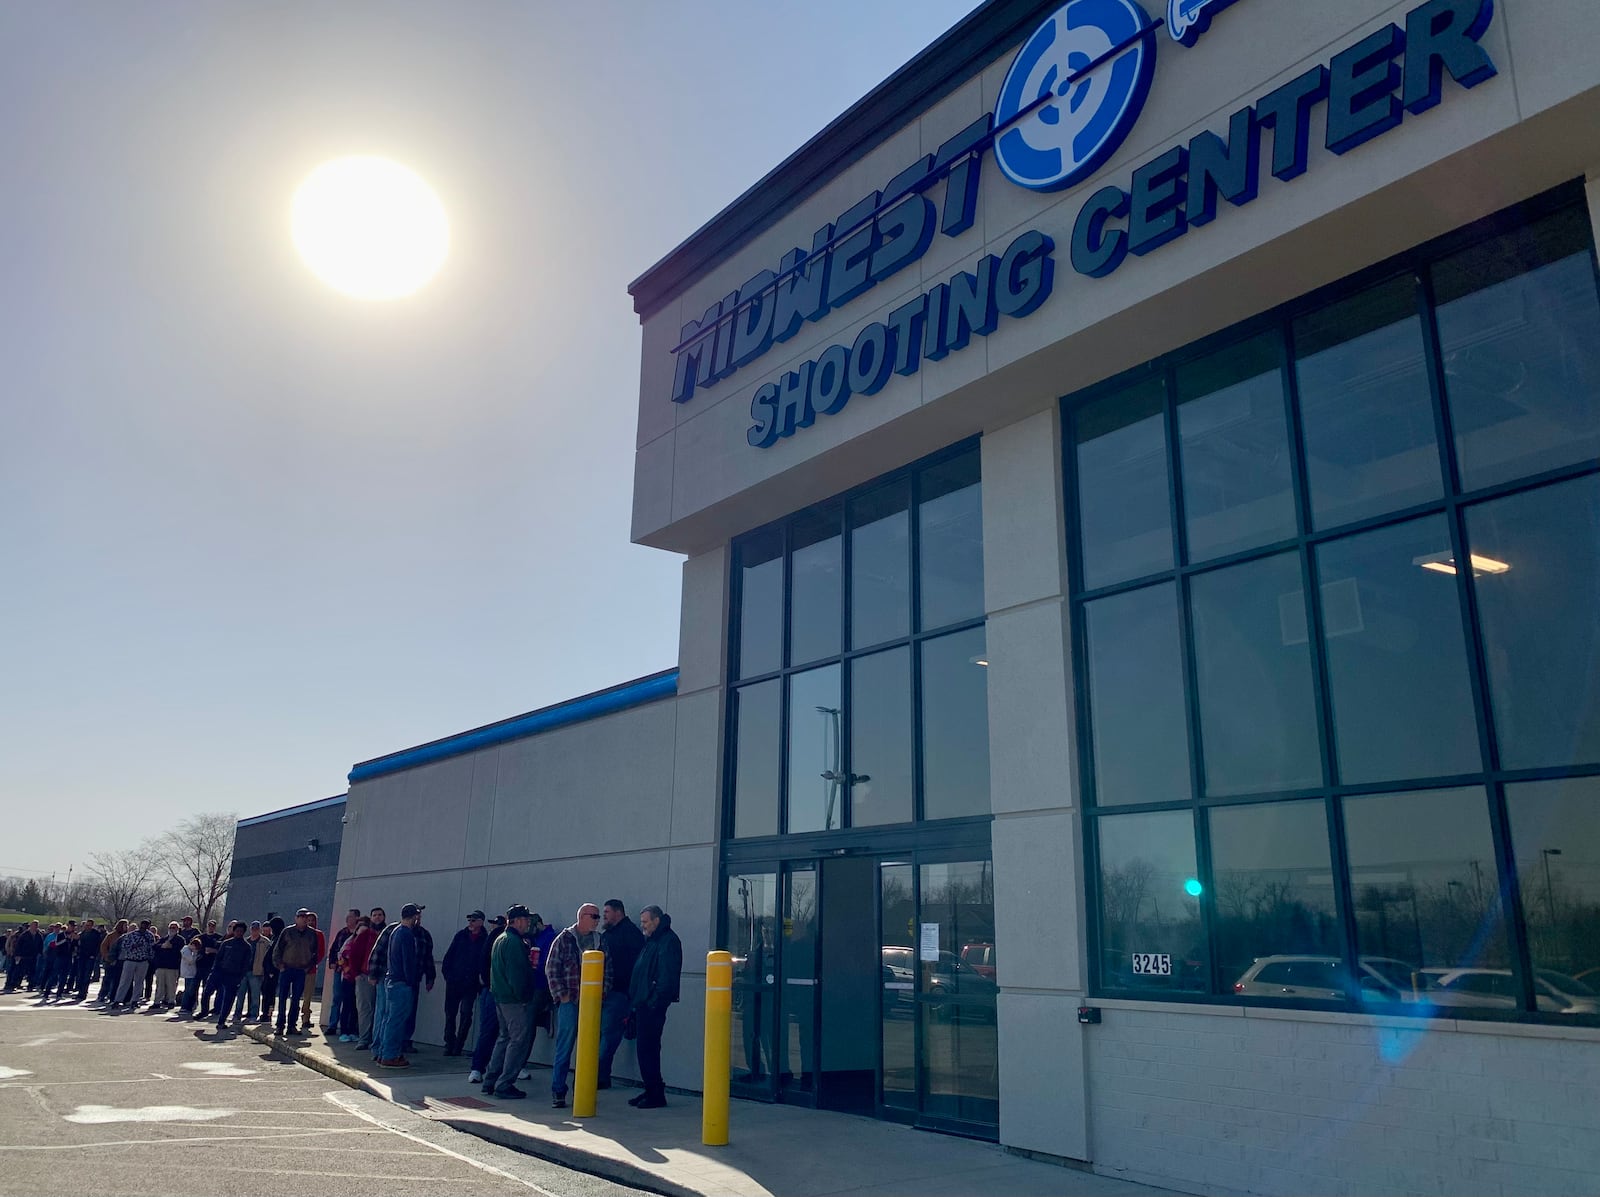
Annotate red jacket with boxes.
[343,926,378,981]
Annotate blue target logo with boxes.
[993,0,1157,193]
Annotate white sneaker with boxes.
[468,1070,483,1084]
[518,1068,533,1081]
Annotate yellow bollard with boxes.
[703,950,732,1146]
[572,949,605,1117]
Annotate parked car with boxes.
[1232,954,1421,1001]
[959,941,997,981]
[1423,967,1600,1014]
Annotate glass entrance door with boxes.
[917,858,998,1130]
[778,863,818,1100]
[726,870,777,1098]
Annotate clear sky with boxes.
[0,2,983,879]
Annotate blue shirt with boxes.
[385,922,420,987]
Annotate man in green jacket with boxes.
[480,904,538,1100]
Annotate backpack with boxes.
[367,923,396,981]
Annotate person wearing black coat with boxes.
[440,912,487,1055]
[627,906,682,1109]
[6,924,42,992]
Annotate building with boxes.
[335,1,1600,1193]
[228,794,346,928]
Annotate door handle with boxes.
[785,978,817,987]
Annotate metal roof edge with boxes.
[346,668,680,784]
[626,0,1042,320]
[236,794,347,829]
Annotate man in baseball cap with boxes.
[441,910,488,1055]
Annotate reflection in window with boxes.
[915,451,985,636]
[1190,553,1322,796]
[879,862,915,1109]
[1176,332,1297,560]
[1076,378,1172,590]
[789,503,842,666]
[737,529,783,679]
[1294,277,1442,529]
[786,666,842,833]
[1506,779,1600,1010]
[919,860,997,1126]
[1434,208,1600,491]
[1097,810,1205,992]
[850,480,910,649]
[1210,801,1341,998]
[1316,515,1481,784]
[1466,474,1600,770]
[780,868,816,1091]
[1342,788,1508,1001]
[849,647,913,827]
[725,873,776,1082]
[1084,582,1191,806]
[918,451,984,631]
[731,681,780,839]
[920,628,990,821]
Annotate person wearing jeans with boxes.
[597,900,645,1088]
[271,910,321,1036]
[480,905,537,1099]
[544,905,610,1108]
[374,904,423,1068]
[210,922,253,1032]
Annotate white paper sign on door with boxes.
[919,922,940,961]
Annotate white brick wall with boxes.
[1085,1004,1600,1197]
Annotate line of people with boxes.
[355,898,681,1109]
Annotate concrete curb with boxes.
[238,1023,697,1197]
[238,1023,385,1101]
[433,1114,701,1197]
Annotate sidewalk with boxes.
[240,1021,1180,1197]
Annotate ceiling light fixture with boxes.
[1412,551,1511,576]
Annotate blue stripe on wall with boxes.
[347,668,679,784]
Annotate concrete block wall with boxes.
[1085,1004,1600,1197]
[334,678,717,1092]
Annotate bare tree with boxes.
[156,812,236,926]
[82,848,169,922]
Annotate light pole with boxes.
[1541,848,1563,923]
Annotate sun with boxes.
[291,156,449,301]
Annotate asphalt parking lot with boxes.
[0,989,646,1197]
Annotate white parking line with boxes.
[323,1091,561,1195]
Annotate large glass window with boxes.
[1316,515,1480,784]
[1343,788,1508,995]
[918,452,984,630]
[1505,778,1600,1008]
[1210,800,1341,998]
[786,665,842,834]
[1176,332,1297,560]
[850,481,910,649]
[1073,191,1600,1021]
[727,445,985,837]
[1433,208,1600,491]
[920,627,990,821]
[736,529,783,680]
[1096,810,1204,993]
[788,504,842,667]
[731,681,780,840]
[1189,552,1321,796]
[1084,582,1190,806]
[849,648,913,827]
[1075,378,1172,590]
[1465,473,1600,770]
[1294,277,1442,529]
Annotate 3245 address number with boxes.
[1131,952,1172,976]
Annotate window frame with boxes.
[724,439,988,847]
[1065,182,1600,1024]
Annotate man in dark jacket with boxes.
[211,921,254,1033]
[403,911,435,1054]
[6,922,42,992]
[74,920,104,1002]
[468,915,506,1084]
[597,900,646,1089]
[628,906,682,1109]
[375,904,423,1068]
[441,911,486,1055]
